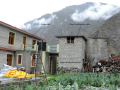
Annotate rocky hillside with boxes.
[91,12,120,53]
[20,2,120,45]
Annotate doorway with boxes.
[49,57,52,74]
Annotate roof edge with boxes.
[0,21,46,41]
[55,35,87,41]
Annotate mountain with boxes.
[20,2,120,45]
[91,12,120,53]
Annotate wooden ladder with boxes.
[33,53,48,86]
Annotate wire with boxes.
[33,24,50,35]
[59,57,82,59]
[33,26,44,35]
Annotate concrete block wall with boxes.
[44,52,49,73]
[59,37,86,70]
[86,38,110,65]
[15,50,36,70]
[0,24,41,50]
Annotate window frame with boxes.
[32,39,36,48]
[32,54,36,67]
[7,54,12,66]
[67,37,75,44]
[18,55,22,64]
[23,36,27,50]
[17,54,22,65]
[8,32,15,45]
[7,54,13,66]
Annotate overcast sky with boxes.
[0,0,120,28]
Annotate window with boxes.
[18,55,22,64]
[32,40,36,45]
[23,36,26,50]
[8,32,15,45]
[7,54,12,66]
[32,40,36,48]
[32,54,36,66]
[67,37,75,43]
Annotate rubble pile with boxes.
[93,54,120,73]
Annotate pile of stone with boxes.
[57,67,78,74]
[93,54,120,73]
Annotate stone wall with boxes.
[44,52,49,73]
[86,38,110,65]
[58,37,86,70]
[57,67,79,74]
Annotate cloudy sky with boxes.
[0,0,120,28]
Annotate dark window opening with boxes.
[67,37,70,43]
[71,37,74,43]
[11,37,13,44]
[67,37,75,43]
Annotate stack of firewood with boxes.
[93,55,120,73]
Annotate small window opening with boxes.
[67,37,70,43]
[67,37,75,43]
[71,37,74,43]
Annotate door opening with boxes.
[49,57,52,74]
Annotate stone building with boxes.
[56,35,110,71]
[56,36,87,71]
